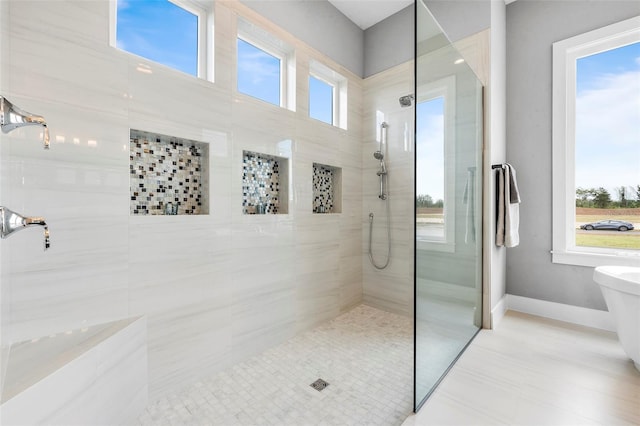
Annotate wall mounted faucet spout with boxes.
[0,206,50,251]
[1,96,50,149]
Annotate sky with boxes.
[416,97,445,200]
[575,41,640,200]
[236,38,281,105]
[116,0,198,76]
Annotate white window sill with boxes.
[552,250,640,268]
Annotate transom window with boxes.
[309,75,334,125]
[308,60,347,129]
[552,16,640,267]
[236,18,295,110]
[112,0,209,79]
[237,38,282,106]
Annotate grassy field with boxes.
[576,232,640,249]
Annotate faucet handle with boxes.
[43,226,50,251]
[43,125,50,150]
[25,216,46,226]
[0,207,50,251]
[24,217,50,251]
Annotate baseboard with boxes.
[490,295,508,329]
[506,294,614,332]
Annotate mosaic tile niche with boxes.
[130,129,209,215]
[242,151,289,215]
[313,163,342,214]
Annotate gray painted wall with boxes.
[240,0,364,77]
[364,5,414,78]
[425,0,490,42]
[505,0,640,310]
[241,1,417,78]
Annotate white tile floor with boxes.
[137,305,414,425]
[405,311,640,425]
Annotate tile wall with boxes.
[0,0,363,401]
[362,62,415,316]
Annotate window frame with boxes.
[110,0,212,80]
[308,60,348,129]
[551,16,640,267]
[415,75,456,253]
[236,17,295,111]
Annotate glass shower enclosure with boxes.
[414,0,484,410]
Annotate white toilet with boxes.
[593,266,640,371]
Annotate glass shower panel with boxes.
[414,0,484,409]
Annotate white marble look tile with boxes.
[1,0,376,404]
[7,0,126,114]
[1,316,147,425]
[138,305,412,426]
[361,62,414,317]
[146,301,232,400]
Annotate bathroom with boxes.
[1,0,639,424]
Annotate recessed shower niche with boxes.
[312,163,342,214]
[242,151,289,214]
[130,129,209,215]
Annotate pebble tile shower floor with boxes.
[137,305,413,425]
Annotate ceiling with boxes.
[328,0,517,30]
[328,0,413,30]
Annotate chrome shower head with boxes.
[373,151,384,160]
[399,94,414,108]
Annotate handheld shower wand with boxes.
[368,121,391,270]
[375,122,388,200]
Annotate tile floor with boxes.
[136,305,413,425]
[405,311,640,425]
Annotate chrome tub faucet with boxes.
[0,96,50,149]
[0,206,50,251]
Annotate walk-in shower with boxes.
[414,0,484,411]
[368,121,391,270]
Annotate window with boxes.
[308,60,347,129]
[309,75,333,125]
[112,0,209,78]
[236,18,295,110]
[237,39,281,106]
[415,76,456,252]
[552,16,640,267]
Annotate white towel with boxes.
[496,164,521,248]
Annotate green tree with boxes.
[576,187,594,207]
[593,187,611,208]
[617,186,627,207]
[416,194,434,207]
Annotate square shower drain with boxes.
[310,378,329,392]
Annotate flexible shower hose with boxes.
[368,198,391,270]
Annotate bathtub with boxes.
[0,316,148,425]
[594,266,640,371]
